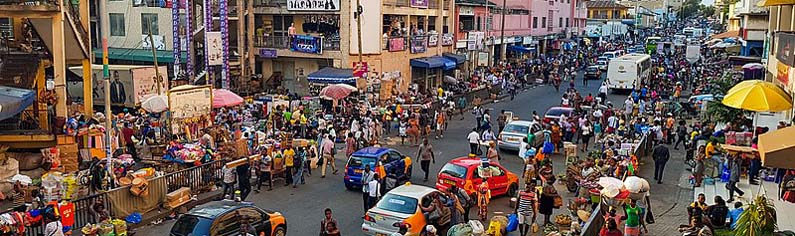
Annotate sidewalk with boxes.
[695,176,795,230]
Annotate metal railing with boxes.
[253,35,290,49]
[383,0,410,7]
[64,0,90,54]
[15,161,224,236]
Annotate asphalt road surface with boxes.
[137,73,649,236]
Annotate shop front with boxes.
[410,56,456,93]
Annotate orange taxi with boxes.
[435,157,520,197]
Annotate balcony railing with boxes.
[382,36,408,51]
[253,0,285,7]
[253,35,340,52]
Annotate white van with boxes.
[605,53,652,91]
[603,51,619,60]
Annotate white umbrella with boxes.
[141,94,169,113]
[623,176,650,193]
[742,63,764,69]
[10,174,32,185]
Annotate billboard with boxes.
[776,32,795,67]
[349,0,382,54]
[131,66,169,104]
[287,0,340,11]
[67,65,150,107]
[169,86,212,119]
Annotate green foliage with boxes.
[734,195,778,236]
[700,5,716,17]
[704,74,747,123]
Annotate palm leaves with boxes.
[734,195,778,236]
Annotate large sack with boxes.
[9,152,43,171]
[0,158,19,181]
[20,168,46,180]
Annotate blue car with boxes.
[170,200,287,236]
[344,147,412,190]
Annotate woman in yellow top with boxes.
[283,146,295,186]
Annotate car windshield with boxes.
[546,108,570,117]
[377,193,418,214]
[503,124,529,134]
[171,215,204,236]
[440,163,468,178]
[347,155,377,168]
[586,67,598,72]
[597,61,607,65]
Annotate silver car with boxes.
[361,184,450,236]
[498,120,544,151]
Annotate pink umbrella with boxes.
[319,84,357,100]
[212,89,244,108]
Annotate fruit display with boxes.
[554,214,572,226]
[543,224,559,235]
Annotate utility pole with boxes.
[148,30,163,94]
[499,0,507,62]
[99,0,113,179]
[355,0,363,71]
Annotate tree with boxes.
[704,73,747,124]
[700,5,715,17]
[734,195,778,236]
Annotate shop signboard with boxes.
[477,52,488,66]
[206,32,223,65]
[523,36,532,45]
[442,34,453,46]
[287,0,340,11]
[410,0,428,8]
[410,35,427,53]
[428,33,439,47]
[142,35,165,50]
[169,85,213,119]
[131,66,169,104]
[67,66,141,107]
[259,48,278,58]
[388,37,406,51]
[353,62,369,78]
[776,32,795,67]
[777,62,790,86]
[291,35,323,54]
[467,32,484,50]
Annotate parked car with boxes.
[584,66,601,80]
[361,184,451,236]
[435,157,520,197]
[344,147,412,190]
[170,200,286,236]
[543,106,575,124]
[498,120,544,151]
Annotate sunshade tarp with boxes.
[443,53,467,64]
[307,67,356,84]
[758,125,795,169]
[508,45,533,53]
[0,86,35,121]
[410,56,456,70]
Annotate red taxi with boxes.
[435,157,520,197]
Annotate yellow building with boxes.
[586,1,630,20]
[246,0,456,96]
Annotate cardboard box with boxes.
[166,187,191,201]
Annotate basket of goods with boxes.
[97,223,115,236]
[81,223,99,235]
[554,214,572,227]
[543,224,559,235]
[129,177,150,197]
[111,219,127,236]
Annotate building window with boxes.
[565,18,569,27]
[443,16,449,33]
[141,13,158,35]
[428,16,437,31]
[486,16,493,31]
[541,17,546,28]
[109,13,125,36]
[273,15,294,36]
[460,15,475,31]
[533,17,538,28]
[559,17,562,27]
[476,16,481,31]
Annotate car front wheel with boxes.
[508,183,518,197]
[273,226,286,236]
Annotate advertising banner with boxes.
[287,0,340,11]
[410,35,427,54]
[291,35,323,54]
[259,48,277,58]
[410,0,427,8]
[169,86,213,119]
[206,32,223,65]
[353,62,369,78]
[428,33,438,47]
[172,0,181,79]
[131,66,169,104]
[67,66,135,107]
[442,34,453,46]
[388,37,405,51]
[220,0,229,88]
[776,32,795,67]
[142,35,165,50]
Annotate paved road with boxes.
[137,73,693,235]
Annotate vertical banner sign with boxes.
[220,0,229,89]
[172,0,181,79]
[204,0,211,85]
[102,39,109,78]
[186,0,193,79]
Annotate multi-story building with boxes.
[733,0,767,57]
[249,0,456,95]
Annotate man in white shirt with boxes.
[598,83,608,104]
[467,128,480,155]
[361,165,375,213]
[367,173,381,209]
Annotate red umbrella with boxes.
[319,84,357,100]
[212,89,244,108]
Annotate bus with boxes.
[683,27,703,38]
[605,53,652,91]
[645,37,661,54]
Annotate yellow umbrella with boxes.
[721,80,793,112]
[758,0,795,6]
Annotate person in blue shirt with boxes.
[641,87,648,99]
[727,201,744,229]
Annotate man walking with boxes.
[367,173,382,209]
[255,152,272,192]
[236,156,252,201]
[468,128,480,155]
[457,96,467,120]
[321,134,338,178]
[652,143,670,184]
[360,164,375,212]
[417,138,436,182]
[727,154,745,202]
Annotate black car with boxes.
[170,200,287,236]
[584,66,601,80]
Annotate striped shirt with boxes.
[517,190,537,216]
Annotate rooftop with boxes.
[586,1,629,9]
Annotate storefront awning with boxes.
[758,126,795,169]
[94,48,188,63]
[410,56,456,70]
[508,45,533,53]
[0,86,35,121]
[442,53,467,65]
[307,67,356,84]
